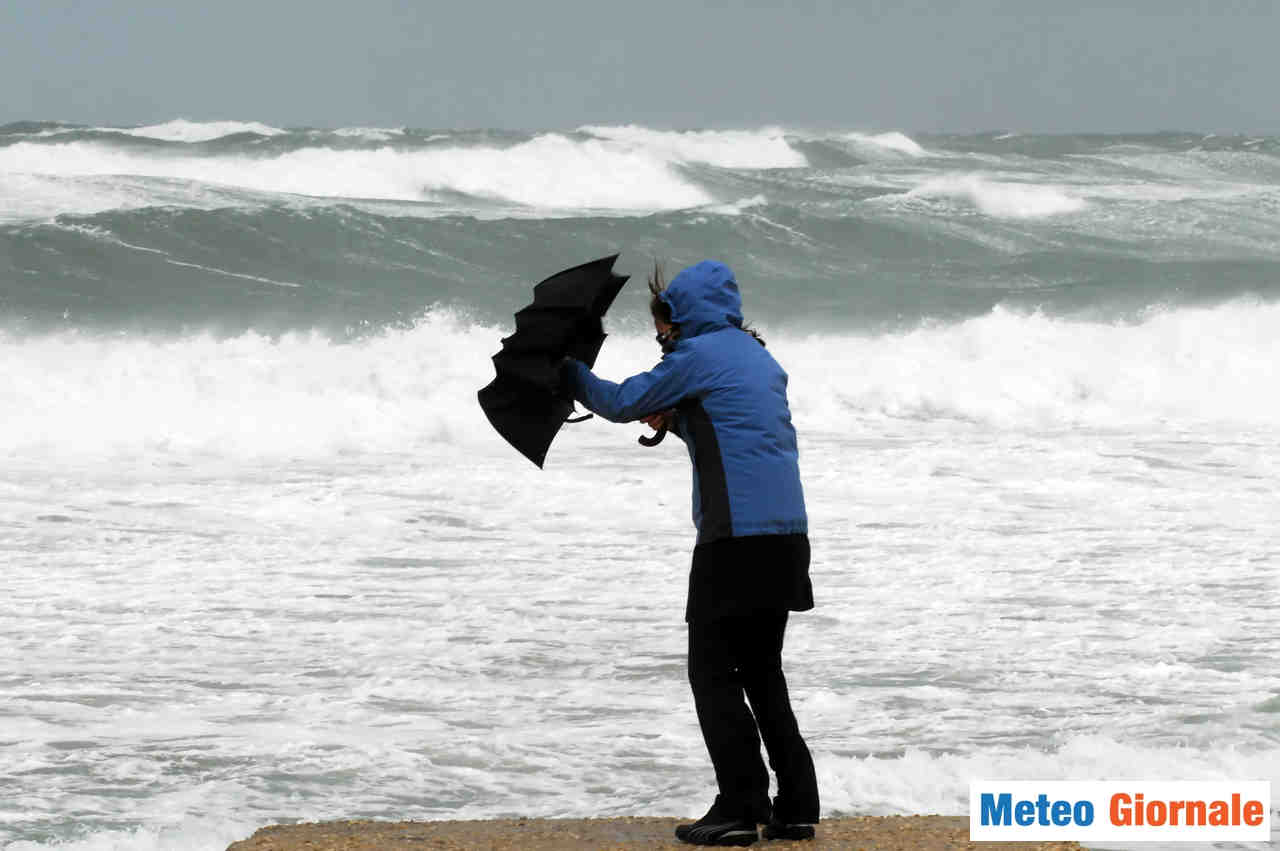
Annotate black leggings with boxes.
[687,611,820,824]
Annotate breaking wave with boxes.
[905,175,1088,218]
[114,119,288,142]
[0,134,712,212]
[3,299,1276,463]
[2,121,1278,337]
[845,130,929,157]
[579,124,808,169]
[786,300,1280,430]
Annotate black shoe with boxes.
[675,798,759,846]
[762,820,815,841]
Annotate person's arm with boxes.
[564,349,698,424]
[638,408,686,445]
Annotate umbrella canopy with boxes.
[478,254,630,468]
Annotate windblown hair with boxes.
[648,261,673,325]
[647,260,765,347]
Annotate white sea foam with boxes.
[580,124,808,169]
[4,299,1278,848]
[114,119,287,142]
[844,130,928,157]
[5,124,1272,223]
[1091,148,1280,188]
[5,740,1273,849]
[0,311,500,460]
[701,193,770,215]
[906,174,1087,217]
[3,815,258,851]
[785,300,1280,431]
[0,172,260,223]
[328,126,405,141]
[817,737,1280,818]
[2,300,1277,464]
[1081,180,1262,204]
[0,134,710,213]
[5,124,1280,849]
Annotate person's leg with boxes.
[687,616,772,823]
[737,612,820,824]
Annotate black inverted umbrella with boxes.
[478,254,629,468]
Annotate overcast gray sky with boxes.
[4,0,1277,133]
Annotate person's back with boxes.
[668,325,807,545]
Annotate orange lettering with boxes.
[1111,793,1131,826]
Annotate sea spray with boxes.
[2,122,1277,850]
[3,299,1278,465]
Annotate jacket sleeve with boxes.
[564,348,699,424]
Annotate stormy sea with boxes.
[1,120,1277,850]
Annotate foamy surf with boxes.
[2,816,259,851]
[113,119,288,142]
[787,300,1280,429]
[3,121,1278,850]
[845,130,929,157]
[0,133,712,214]
[2,299,1278,465]
[579,124,809,168]
[905,174,1088,217]
[817,737,1280,823]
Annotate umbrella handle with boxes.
[638,426,668,447]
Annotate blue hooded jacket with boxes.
[564,261,807,544]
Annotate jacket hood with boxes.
[660,261,743,339]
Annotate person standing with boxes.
[562,260,820,847]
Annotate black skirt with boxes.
[685,533,815,623]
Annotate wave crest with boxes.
[116,119,287,142]
[580,125,807,169]
[0,311,501,459]
[0,133,711,213]
[907,175,1087,217]
[786,301,1280,429]
[5,301,1275,462]
[845,131,928,157]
